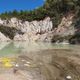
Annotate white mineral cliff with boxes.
[0,14,75,42]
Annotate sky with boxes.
[0,0,45,13]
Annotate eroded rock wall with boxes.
[0,14,76,42]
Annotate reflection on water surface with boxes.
[0,41,79,56]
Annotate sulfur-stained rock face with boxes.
[56,14,75,37]
[0,15,77,42]
[14,33,29,41]
[13,17,53,42]
[0,32,10,41]
[0,17,53,33]
[0,19,4,24]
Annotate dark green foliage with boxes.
[0,26,23,39]
[69,34,80,44]
[51,35,73,43]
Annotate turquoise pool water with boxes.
[0,41,79,57]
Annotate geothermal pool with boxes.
[0,42,80,80]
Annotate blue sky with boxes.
[0,0,45,13]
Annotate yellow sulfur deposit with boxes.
[3,62,13,68]
[0,57,15,68]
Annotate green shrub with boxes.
[0,26,22,39]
